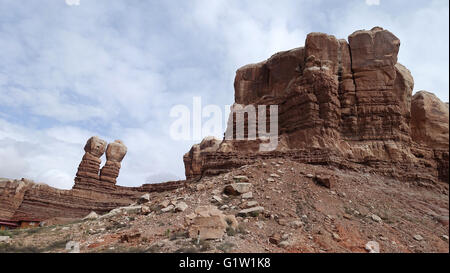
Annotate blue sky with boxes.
[0,0,448,189]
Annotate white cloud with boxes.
[365,0,380,6]
[65,0,80,6]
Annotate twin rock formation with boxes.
[0,138,182,222]
[73,137,127,192]
[184,27,449,185]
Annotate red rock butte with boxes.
[184,27,449,185]
[0,27,448,223]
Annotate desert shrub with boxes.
[42,239,70,252]
[226,227,236,236]
[0,230,12,237]
[217,242,235,253]
[174,247,199,253]
[0,244,41,253]
[170,231,189,241]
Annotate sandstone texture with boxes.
[183,27,449,187]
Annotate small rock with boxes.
[241,192,253,199]
[332,233,341,241]
[83,211,99,220]
[211,195,223,203]
[278,241,291,248]
[365,241,380,253]
[65,241,80,253]
[138,193,150,204]
[161,205,174,212]
[237,206,265,217]
[141,205,151,215]
[277,218,288,226]
[306,174,314,178]
[289,221,303,229]
[371,214,382,223]
[174,201,188,212]
[313,175,334,189]
[196,184,205,191]
[244,201,259,208]
[270,174,280,178]
[441,235,449,241]
[266,178,275,182]
[343,214,352,220]
[224,183,252,195]
[233,176,249,182]
[185,212,196,220]
[160,200,170,208]
[269,233,281,245]
[413,234,423,241]
[0,236,11,243]
[220,205,229,210]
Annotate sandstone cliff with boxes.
[184,27,449,185]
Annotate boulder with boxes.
[365,241,380,253]
[237,206,265,217]
[174,201,188,212]
[314,175,334,189]
[187,205,238,240]
[224,183,252,195]
[83,211,99,220]
[138,193,150,204]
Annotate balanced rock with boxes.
[74,136,107,185]
[100,140,128,185]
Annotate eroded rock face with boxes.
[411,91,449,149]
[183,27,448,185]
[100,140,128,185]
[411,91,449,182]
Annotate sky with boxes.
[0,0,448,189]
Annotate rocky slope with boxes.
[1,160,448,253]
